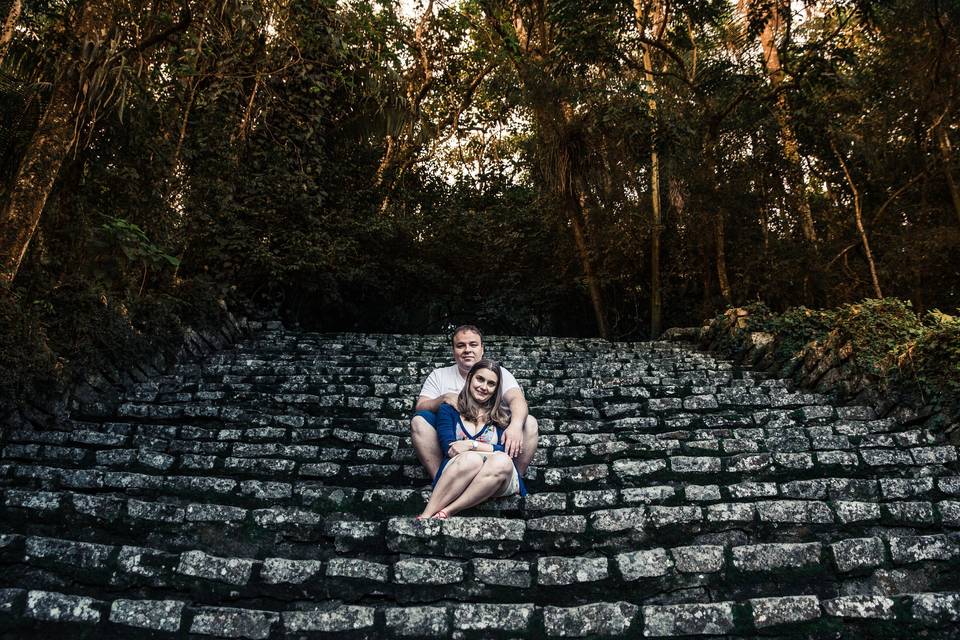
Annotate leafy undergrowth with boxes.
[0,278,229,422]
[706,298,960,430]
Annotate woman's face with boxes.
[469,367,498,404]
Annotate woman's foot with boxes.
[432,509,449,519]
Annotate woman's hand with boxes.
[447,440,473,457]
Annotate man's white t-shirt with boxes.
[419,364,520,400]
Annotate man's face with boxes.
[452,330,484,373]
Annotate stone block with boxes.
[670,456,721,473]
[282,606,376,633]
[889,535,960,564]
[835,500,880,523]
[706,502,756,523]
[528,515,587,533]
[5,489,61,511]
[395,558,463,585]
[621,486,675,504]
[544,464,608,485]
[750,595,820,628]
[884,501,935,524]
[911,446,958,464]
[25,590,101,624]
[110,599,185,632]
[861,449,913,466]
[449,602,535,633]
[879,477,934,499]
[385,606,448,637]
[590,507,646,532]
[780,480,827,500]
[822,596,895,620]
[177,550,255,586]
[773,452,814,469]
[727,482,777,499]
[544,602,638,637]
[443,517,525,541]
[830,537,885,572]
[647,398,682,412]
[261,558,325,584]
[185,503,248,522]
[642,602,735,636]
[911,592,960,625]
[726,454,772,473]
[616,548,673,580]
[538,556,608,585]
[816,450,859,466]
[572,490,619,508]
[613,458,666,478]
[684,485,721,502]
[671,545,724,573]
[732,542,821,571]
[939,501,960,526]
[190,606,279,639]
[27,536,113,572]
[756,500,833,524]
[473,558,531,587]
[127,499,185,523]
[239,480,292,500]
[253,508,322,528]
[526,492,568,511]
[648,506,701,528]
[325,558,388,583]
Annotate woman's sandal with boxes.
[432,509,449,520]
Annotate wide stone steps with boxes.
[2,587,960,638]
[3,324,960,637]
[3,529,960,609]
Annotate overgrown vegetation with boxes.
[708,298,960,422]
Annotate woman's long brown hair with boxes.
[457,359,510,427]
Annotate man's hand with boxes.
[441,392,459,407]
[447,440,472,457]
[501,424,523,458]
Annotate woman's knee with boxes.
[485,453,514,478]
[452,451,485,472]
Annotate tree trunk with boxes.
[936,125,960,226]
[0,1,115,287]
[0,75,76,286]
[714,208,733,306]
[633,0,665,339]
[0,0,21,66]
[703,136,732,307]
[832,140,883,298]
[751,0,818,244]
[569,194,610,340]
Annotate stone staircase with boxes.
[1,321,959,638]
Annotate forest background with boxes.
[1,0,958,412]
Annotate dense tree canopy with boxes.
[1,0,958,357]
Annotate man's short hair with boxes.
[452,324,483,343]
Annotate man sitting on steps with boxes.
[411,324,539,479]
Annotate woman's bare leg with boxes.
[419,452,484,518]
[440,453,514,517]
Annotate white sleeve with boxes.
[419,369,444,399]
[499,366,521,396]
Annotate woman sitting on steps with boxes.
[418,358,528,519]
